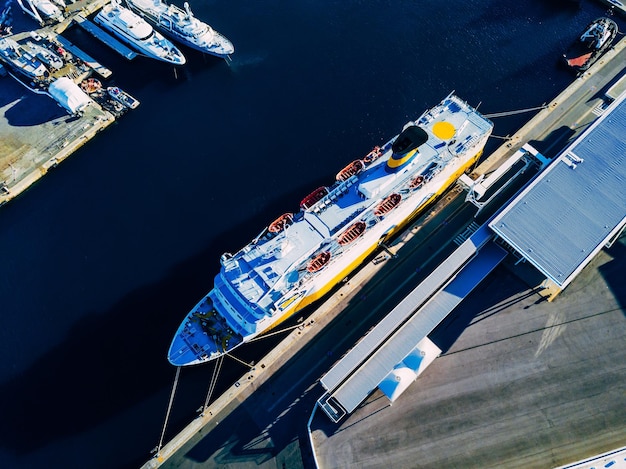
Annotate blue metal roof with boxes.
[489,92,626,288]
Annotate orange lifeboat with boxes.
[336,159,364,182]
[268,213,293,233]
[338,221,366,246]
[306,251,331,273]
[374,193,402,217]
[363,146,382,164]
[409,175,425,189]
[300,187,328,210]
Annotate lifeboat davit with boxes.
[268,213,293,233]
[306,251,331,273]
[300,187,328,210]
[338,221,366,246]
[409,175,425,189]
[374,193,401,217]
[363,146,382,164]
[336,159,364,182]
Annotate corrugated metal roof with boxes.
[489,92,626,287]
[330,242,507,413]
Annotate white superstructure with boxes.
[126,0,233,57]
[94,0,186,65]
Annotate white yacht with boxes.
[16,0,63,25]
[94,0,186,65]
[126,0,233,58]
[0,37,48,79]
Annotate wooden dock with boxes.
[52,33,113,78]
[74,14,138,61]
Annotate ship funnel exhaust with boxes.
[386,125,428,173]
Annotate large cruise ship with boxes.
[168,94,493,366]
[125,0,234,58]
[94,0,186,65]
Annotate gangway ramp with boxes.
[318,224,507,421]
[74,14,138,60]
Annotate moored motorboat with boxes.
[94,0,186,65]
[16,0,63,25]
[0,37,48,80]
[563,17,618,72]
[107,86,140,109]
[126,0,234,57]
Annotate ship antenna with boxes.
[183,1,193,18]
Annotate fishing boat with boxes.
[0,37,48,79]
[563,17,618,72]
[94,0,186,65]
[167,93,493,366]
[107,86,140,109]
[125,0,234,58]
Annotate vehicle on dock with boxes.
[107,86,140,109]
[94,0,186,65]
[563,17,618,72]
[126,0,234,58]
[167,94,494,366]
[0,37,48,80]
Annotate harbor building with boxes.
[489,88,626,296]
[316,89,626,422]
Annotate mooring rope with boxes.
[202,355,224,413]
[483,104,548,118]
[157,366,181,455]
[225,351,255,368]
[247,321,306,342]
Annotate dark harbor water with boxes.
[0,0,622,467]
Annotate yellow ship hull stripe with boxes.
[264,149,482,332]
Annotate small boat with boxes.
[107,86,140,109]
[25,40,63,69]
[94,0,186,65]
[336,159,364,182]
[300,186,328,210]
[126,0,234,58]
[563,17,618,72]
[16,0,63,25]
[80,77,102,93]
[374,193,401,217]
[338,221,366,246]
[268,213,293,234]
[0,37,48,79]
[306,251,331,273]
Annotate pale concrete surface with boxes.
[312,235,626,468]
